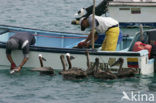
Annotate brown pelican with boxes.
[60,53,87,79]
[93,58,117,80]
[59,53,74,74]
[85,50,95,75]
[111,58,137,78]
[32,54,54,75]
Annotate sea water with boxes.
[0,0,156,103]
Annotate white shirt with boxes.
[88,15,119,34]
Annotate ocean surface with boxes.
[0,0,156,103]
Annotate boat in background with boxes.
[108,0,156,27]
[72,0,156,28]
[0,25,154,75]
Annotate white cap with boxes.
[66,53,70,57]
[74,8,86,19]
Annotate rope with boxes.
[33,34,87,39]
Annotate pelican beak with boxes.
[111,58,124,67]
[39,54,46,61]
[70,56,75,60]
[111,60,120,67]
[65,53,75,60]
[42,57,47,61]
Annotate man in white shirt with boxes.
[78,15,120,51]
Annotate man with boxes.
[6,32,36,72]
[78,15,120,51]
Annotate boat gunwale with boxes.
[0,24,86,36]
[0,24,146,56]
[0,43,141,56]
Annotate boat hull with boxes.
[119,22,156,28]
[0,47,154,75]
[108,2,156,28]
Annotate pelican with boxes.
[59,53,74,74]
[111,58,137,78]
[60,53,87,79]
[32,54,54,75]
[93,58,117,80]
[85,50,96,75]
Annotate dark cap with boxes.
[6,38,19,50]
[80,17,88,31]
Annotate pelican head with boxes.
[111,58,124,67]
[66,53,75,60]
[39,54,46,61]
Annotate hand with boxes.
[77,41,87,48]
[10,66,22,74]
[85,42,90,48]
[14,66,22,72]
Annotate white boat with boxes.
[72,0,156,28]
[0,25,154,75]
[108,0,156,27]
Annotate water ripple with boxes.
[0,0,156,103]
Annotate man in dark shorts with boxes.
[6,32,36,72]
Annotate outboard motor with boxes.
[72,0,110,25]
[76,0,109,19]
[147,30,156,73]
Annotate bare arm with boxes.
[7,54,17,70]
[15,57,28,72]
[85,32,98,47]
[77,31,98,48]
[7,54,15,64]
[16,44,30,71]
[84,32,92,43]
[19,57,28,68]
